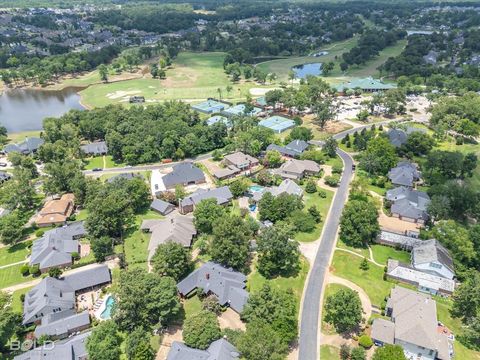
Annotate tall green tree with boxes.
[183,310,221,350]
[324,288,363,333]
[125,327,155,360]
[193,198,225,234]
[339,200,379,248]
[359,137,397,176]
[151,242,193,281]
[86,321,122,360]
[372,344,407,360]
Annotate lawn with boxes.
[295,188,334,242]
[11,286,33,313]
[330,250,393,307]
[84,156,104,170]
[183,295,203,318]
[321,283,349,335]
[0,264,33,289]
[123,210,164,270]
[319,345,340,360]
[79,52,268,108]
[370,244,410,265]
[6,130,41,143]
[247,257,309,310]
[0,242,30,267]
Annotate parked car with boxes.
[0,162,6,167]
[92,168,103,172]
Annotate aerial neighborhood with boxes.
[0,1,480,360]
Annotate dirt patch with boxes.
[378,208,421,233]
[80,243,91,257]
[218,308,246,331]
[156,325,183,360]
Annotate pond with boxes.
[292,62,323,79]
[0,87,84,133]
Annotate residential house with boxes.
[223,152,259,171]
[376,230,422,251]
[371,286,452,360]
[23,265,111,325]
[154,162,206,192]
[34,310,90,339]
[0,171,11,184]
[387,127,426,148]
[179,186,233,214]
[36,194,75,227]
[412,239,455,280]
[167,338,240,360]
[150,199,175,215]
[252,179,304,202]
[3,137,44,155]
[80,141,108,156]
[423,50,439,65]
[141,215,197,260]
[387,161,421,188]
[267,139,309,158]
[274,159,321,179]
[177,262,249,314]
[30,222,86,272]
[386,187,430,224]
[14,331,90,360]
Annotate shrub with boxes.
[359,258,369,271]
[71,251,80,260]
[358,335,373,349]
[202,295,222,315]
[20,264,30,276]
[325,174,340,187]
[305,180,317,193]
[332,165,343,174]
[318,190,327,198]
[29,265,40,277]
[35,230,44,238]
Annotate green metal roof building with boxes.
[335,77,397,93]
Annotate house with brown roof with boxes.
[371,286,452,360]
[36,194,75,227]
[274,159,321,179]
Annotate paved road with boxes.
[83,153,213,175]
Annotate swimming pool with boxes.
[100,295,115,320]
[249,185,265,193]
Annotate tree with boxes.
[340,200,379,248]
[324,288,362,333]
[323,136,338,158]
[183,310,221,350]
[264,150,283,168]
[91,236,114,262]
[258,192,303,223]
[290,210,316,232]
[48,267,63,278]
[237,321,289,360]
[193,199,225,234]
[242,284,297,344]
[359,258,369,271]
[359,137,397,176]
[125,327,155,360]
[0,296,20,352]
[322,62,335,76]
[229,178,249,198]
[98,64,108,82]
[372,344,407,360]
[308,206,322,223]
[286,126,313,142]
[400,131,435,156]
[0,212,24,245]
[351,346,366,360]
[313,98,337,129]
[210,215,251,270]
[114,269,180,331]
[340,344,351,360]
[151,242,193,281]
[451,270,480,322]
[257,225,300,278]
[86,321,122,360]
[305,179,318,193]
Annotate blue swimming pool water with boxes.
[100,296,115,320]
[249,185,265,193]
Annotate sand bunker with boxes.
[249,87,279,96]
[106,90,141,100]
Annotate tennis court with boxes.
[259,115,296,133]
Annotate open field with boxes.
[319,345,340,360]
[79,52,270,108]
[0,264,33,289]
[0,242,30,267]
[295,188,334,242]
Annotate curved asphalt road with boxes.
[299,120,399,360]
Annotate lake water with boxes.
[292,62,323,79]
[0,88,84,133]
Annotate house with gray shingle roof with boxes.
[150,199,175,215]
[223,152,259,170]
[80,141,108,156]
[14,331,90,360]
[386,187,430,224]
[3,137,44,155]
[177,262,249,314]
[179,186,233,214]
[106,172,141,183]
[34,310,90,339]
[161,162,206,190]
[274,159,321,179]
[142,215,197,260]
[412,239,454,280]
[371,286,451,360]
[0,171,11,184]
[387,129,408,148]
[23,265,111,325]
[267,139,309,158]
[252,179,303,202]
[30,222,86,272]
[167,338,240,360]
[388,161,421,188]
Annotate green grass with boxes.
[76,209,89,221]
[324,155,344,169]
[10,286,33,314]
[319,345,340,360]
[79,52,268,108]
[84,156,104,170]
[123,210,164,270]
[321,283,350,335]
[183,295,203,318]
[295,188,334,242]
[6,130,41,143]
[247,257,309,310]
[0,264,33,289]
[331,250,392,307]
[370,244,410,265]
[104,156,126,168]
[0,243,30,267]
